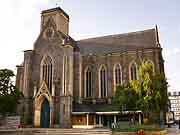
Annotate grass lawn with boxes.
[112,122,164,132]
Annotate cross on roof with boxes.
[55,0,62,7]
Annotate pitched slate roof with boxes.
[77,28,159,55]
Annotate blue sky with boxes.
[0,0,179,91]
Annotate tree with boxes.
[152,74,168,126]
[130,61,168,124]
[152,74,168,112]
[0,69,22,115]
[113,82,138,111]
[130,61,154,113]
[113,61,168,125]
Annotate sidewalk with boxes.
[167,125,180,135]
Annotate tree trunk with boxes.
[159,110,164,128]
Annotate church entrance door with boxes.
[40,98,50,128]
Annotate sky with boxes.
[0,0,179,92]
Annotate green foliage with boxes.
[21,114,32,125]
[113,83,138,111]
[130,61,168,113]
[152,74,168,112]
[112,123,164,132]
[113,60,168,124]
[0,69,22,115]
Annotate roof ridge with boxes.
[78,28,155,42]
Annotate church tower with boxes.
[33,7,74,128]
[16,7,75,128]
[41,7,69,35]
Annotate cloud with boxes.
[177,24,180,33]
[163,48,180,92]
[168,79,180,92]
[163,47,180,59]
[0,0,51,71]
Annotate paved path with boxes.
[167,125,180,135]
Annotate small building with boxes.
[168,91,180,120]
[16,7,165,128]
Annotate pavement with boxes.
[167,125,180,135]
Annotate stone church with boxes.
[16,7,165,128]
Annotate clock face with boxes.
[45,27,54,39]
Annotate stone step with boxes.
[33,133,111,135]
[34,128,111,132]
[34,131,112,133]
[0,128,112,135]
[33,128,112,135]
[35,129,110,132]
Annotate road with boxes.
[167,125,180,135]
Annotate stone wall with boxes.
[80,48,160,99]
[0,116,20,129]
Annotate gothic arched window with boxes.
[99,66,107,98]
[41,56,53,93]
[130,62,137,80]
[114,64,122,87]
[85,67,92,97]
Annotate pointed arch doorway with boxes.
[40,98,50,128]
